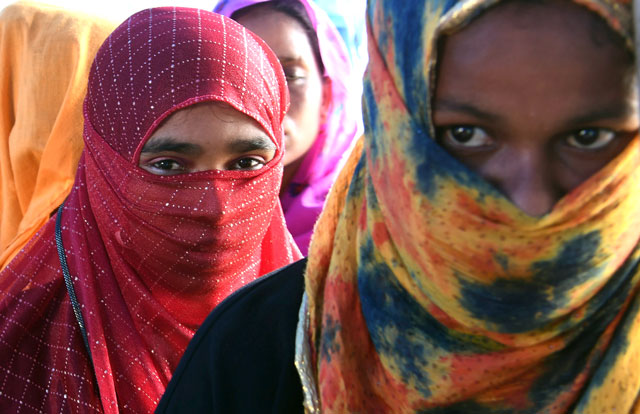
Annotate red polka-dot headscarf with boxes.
[0,7,300,412]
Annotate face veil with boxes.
[298,0,640,412]
[0,7,300,412]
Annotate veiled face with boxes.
[433,0,638,216]
[139,102,276,175]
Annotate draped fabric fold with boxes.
[0,2,116,268]
[0,8,299,412]
[301,0,640,412]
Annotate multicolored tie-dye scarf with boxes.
[297,0,640,412]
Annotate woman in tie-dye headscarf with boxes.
[158,0,640,412]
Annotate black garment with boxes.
[156,258,307,414]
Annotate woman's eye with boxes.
[284,69,306,83]
[150,159,185,173]
[565,128,616,150]
[440,126,492,148]
[285,75,305,85]
[230,157,264,171]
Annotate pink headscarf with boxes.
[215,0,363,254]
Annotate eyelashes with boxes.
[439,126,492,148]
[140,155,268,176]
[437,125,620,152]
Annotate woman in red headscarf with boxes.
[0,7,299,413]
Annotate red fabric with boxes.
[0,7,300,413]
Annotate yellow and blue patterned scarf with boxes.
[299,0,640,412]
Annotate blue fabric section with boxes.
[530,319,611,410]
[571,263,640,409]
[362,80,381,161]
[365,168,380,211]
[370,0,507,200]
[357,238,500,396]
[529,323,609,411]
[530,259,638,409]
[377,0,459,129]
[581,252,640,318]
[358,238,434,396]
[387,1,429,121]
[345,148,367,202]
[530,232,603,293]
[443,0,463,13]
[458,271,555,333]
[319,313,341,363]
[458,232,603,332]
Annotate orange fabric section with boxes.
[0,1,116,268]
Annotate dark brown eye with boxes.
[566,128,615,149]
[141,158,187,176]
[230,157,264,171]
[439,125,492,148]
[450,126,475,143]
[152,159,182,171]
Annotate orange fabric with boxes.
[0,1,115,268]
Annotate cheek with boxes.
[553,157,600,191]
[288,81,323,123]
[554,137,636,192]
[285,81,324,148]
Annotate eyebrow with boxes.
[565,105,635,126]
[228,135,276,153]
[433,98,503,123]
[141,137,203,155]
[141,135,276,155]
[433,99,636,126]
[278,55,304,65]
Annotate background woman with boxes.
[215,0,363,254]
[0,7,299,412]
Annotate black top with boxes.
[155,258,307,414]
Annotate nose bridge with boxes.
[493,145,556,216]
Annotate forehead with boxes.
[442,0,627,51]
[435,0,635,115]
[146,103,271,147]
[235,9,315,61]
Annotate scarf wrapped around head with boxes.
[0,7,299,412]
[298,0,640,412]
[215,0,363,254]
